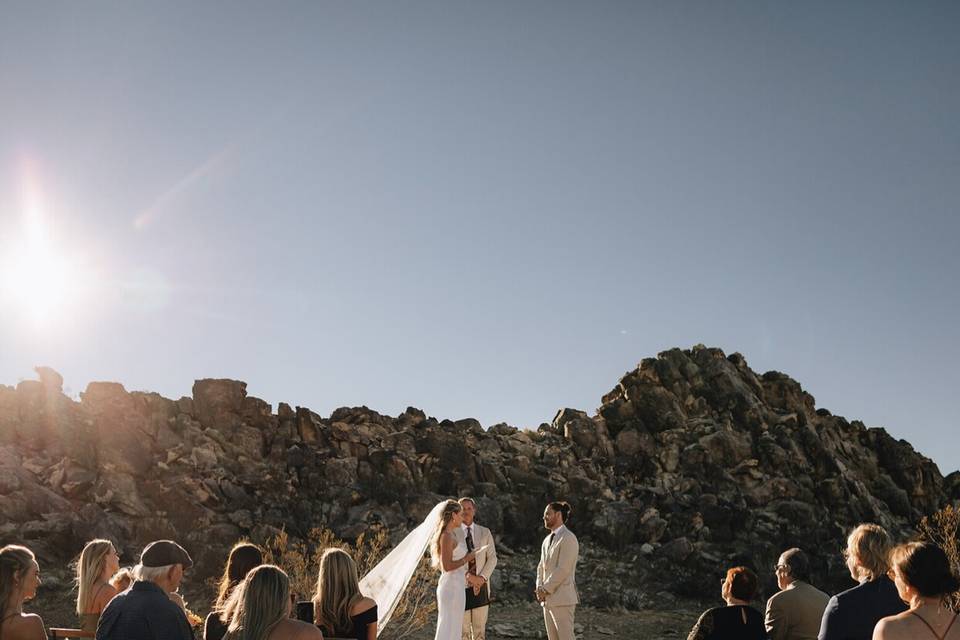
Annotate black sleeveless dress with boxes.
[687,604,766,640]
[295,601,378,640]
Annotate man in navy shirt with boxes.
[96,540,194,640]
[818,524,907,640]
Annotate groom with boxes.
[535,501,579,640]
[456,497,498,640]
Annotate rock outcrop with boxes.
[0,349,956,606]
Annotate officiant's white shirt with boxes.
[457,522,498,590]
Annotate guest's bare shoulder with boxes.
[350,595,377,615]
[3,613,46,640]
[270,618,323,640]
[873,616,895,640]
[293,619,325,639]
[94,583,119,611]
[872,612,918,640]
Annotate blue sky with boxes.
[1,2,958,473]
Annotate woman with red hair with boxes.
[687,566,767,640]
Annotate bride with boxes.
[430,500,476,640]
[356,500,476,638]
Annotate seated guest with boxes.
[303,548,377,640]
[0,545,46,640]
[688,566,767,640]
[169,590,203,628]
[109,567,134,592]
[95,540,194,640]
[76,539,121,633]
[873,542,960,640]
[205,542,264,640]
[766,548,830,640]
[222,564,322,640]
[818,523,907,640]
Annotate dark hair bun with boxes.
[727,566,759,601]
[895,542,960,598]
[937,572,960,594]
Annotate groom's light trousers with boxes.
[461,605,488,640]
[543,605,575,640]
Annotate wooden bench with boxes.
[47,626,352,640]
[48,629,94,640]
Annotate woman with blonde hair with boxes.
[222,564,321,640]
[205,543,264,640]
[873,542,960,640]
[0,545,46,640]
[431,499,476,640]
[75,539,120,633]
[307,548,377,640]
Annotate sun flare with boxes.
[1,181,83,327]
[1,242,74,323]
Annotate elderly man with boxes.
[96,540,194,640]
[765,548,830,640]
[457,497,498,640]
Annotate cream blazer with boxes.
[536,525,579,608]
[456,522,499,593]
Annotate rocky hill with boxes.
[1,346,957,608]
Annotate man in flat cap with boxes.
[96,540,194,640]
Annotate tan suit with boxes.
[536,525,579,640]
[765,580,830,640]
[456,522,498,640]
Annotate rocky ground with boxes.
[406,602,703,640]
[2,345,958,611]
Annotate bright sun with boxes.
[1,205,78,326]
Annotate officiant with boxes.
[456,497,498,640]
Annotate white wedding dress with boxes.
[358,501,461,638]
[434,535,468,640]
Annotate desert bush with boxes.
[918,503,960,611]
[263,527,437,639]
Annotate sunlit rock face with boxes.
[0,346,955,605]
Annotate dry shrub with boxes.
[263,527,437,639]
[918,504,960,611]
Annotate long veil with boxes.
[358,500,445,635]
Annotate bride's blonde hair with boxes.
[430,500,462,569]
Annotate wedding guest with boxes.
[109,567,134,592]
[222,564,322,640]
[818,523,907,640]
[687,566,766,640]
[76,539,121,633]
[872,542,959,640]
[95,540,194,640]
[305,548,377,640]
[169,590,203,628]
[766,548,829,640]
[205,542,264,640]
[536,501,579,640]
[0,545,46,640]
[458,497,498,640]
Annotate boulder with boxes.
[192,379,247,430]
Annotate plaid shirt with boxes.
[96,580,193,640]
